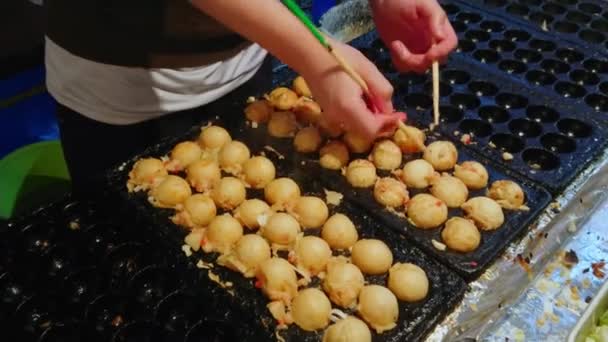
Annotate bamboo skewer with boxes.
[432,61,440,128]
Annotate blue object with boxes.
[312,0,336,25]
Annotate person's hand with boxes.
[370,0,458,73]
[303,41,405,140]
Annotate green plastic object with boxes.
[0,140,71,220]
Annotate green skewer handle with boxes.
[281,0,330,49]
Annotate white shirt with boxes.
[45,37,267,125]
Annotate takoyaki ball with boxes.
[373,177,409,208]
[218,140,250,175]
[454,161,489,190]
[199,125,232,150]
[488,180,525,209]
[322,257,364,308]
[242,156,276,189]
[291,288,332,331]
[186,159,221,192]
[423,141,458,171]
[319,140,349,170]
[461,197,504,231]
[150,175,192,208]
[166,141,202,171]
[294,236,332,276]
[321,214,358,250]
[257,257,298,303]
[343,132,373,154]
[407,193,448,229]
[264,177,301,210]
[371,139,402,171]
[234,199,271,230]
[441,217,481,253]
[268,111,298,138]
[430,174,469,208]
[127,158,167,191]
[261,212,301,247]
[346,159,377,188]
[318,116,344,138]
[323,317,371,342]
[203,214,243,254]
[294,97,322,125]
[212,177,246,210]
[292,196,329,229]
[244,99,272,123]
[294,126,323,153]
[387,263,429,302]
[401,159,437,189]
[293,76,313,98]
[351,239,393,275]
[268,87,299,110]
[393,125,426,153]
[231,234,271,277]
[357,285,399,333]
[172,194,216,228]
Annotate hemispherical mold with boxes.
[600,82,608,95]
[570,69,600,85]
[452,20,468,33]
[459,119,493,137]
[554,81,587,98]
[584,94,608,111]
[583,59,608,74]
[0,272,26,322]
[473,49,500,63]
[579,29,605,43]
[402,73,429,85]
[505,29,531,42]
[526,70,557,86]
[469,81,499,97]
[499,59,528,74]
[63,267,107,309]
[404,93,432,110]
[450,93,481,110]
[128,266,180,313]
[423,81,453,96]
[566,11,591,23]
[591,19,608,32]
[456,12,483,23]
[104,243,156,290]
[555,0,577,5]
[443,3,461,14]
[541,133,577,153]
[526,105,560,123]
[518,0,542,6]
[155,291,202,338]
[457,39,476,52]
[184,319,236,342]
[489,39,516,52]
[529,12,555,26]
[371,39,386,52]
[578,2,602,14]
[480,20,506,32]
[496,93,529,109]
[85,294,129,337]
[440,106,465,123]
[557,118,593,138]
[112,321,165,342]
[39,324,88,342]
[514,49,542,63]
[466,30,491,42]
[506,3,529,16]
[490,133,525,153]
[479,106,510,123]
[14,295,61,339]
[554,21,579,33]
[541,59,570,74]
[555,48,584,63]
[509,119,543,138]
[442,69,471,84]
[485,0,507,6]
[542,3,566,15]
[529,39,557,52]
[522,149,560,170]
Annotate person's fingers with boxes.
[335,96,379,140]
[375,113,401,137]
[389,40,431,73]
[356,58,395,113]
[430,8,448,41]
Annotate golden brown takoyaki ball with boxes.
[387,263,429,302]
[257,257,298,303]
[267,87,299,110]
[423,141,458,171]
[233,199,271,230]
[291,288,332,331]
[322,257,364,308]
[166,141,202,171]
[199,125,232,150]
[218,141,250,175]
[186,159,221,192]
[261,212,301,247]
[294,126,323,153]
[407,193,448,229]
[128,158,167,191]
[172,194,216,228]
[318,116,344,138]
[345,159,377,188]
[321,214,358,250]
[292,196,329,229]
[373,177,409,208]
[461,197,504,231]
[351,239,393,275]
[488,180,525,209]
[323,317,371,342]
[441,217,481,253]
[268,111,298,138]
[393,125,426,153]
[212,177,246,210]
[294,236,332,276]
[230,234,271,277]
[203,213,243,254]
[454,161,489,190]
[371,140,402,171]
[150,175,192,208]
[319,140,350,170]
[401,159,437,189]
[244,100,273,123]
[264,177,301,210]
[343,132,373,154]
[430,174,469,208]
[294,98,322,125]
[293,76,313,98]
[242,156,276,189]
[357,285,399,333]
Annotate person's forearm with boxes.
[191,0,336,79]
